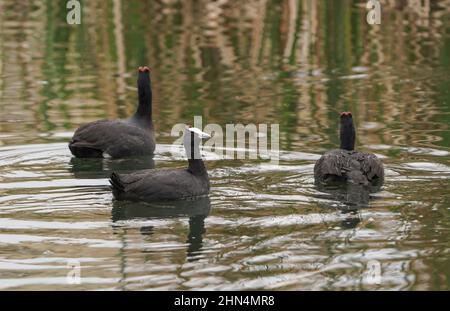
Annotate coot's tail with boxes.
[109,172,125,199]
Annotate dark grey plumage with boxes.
[314,149,384,185]
[314,112,384,186]
[69,67,155,158]
[110,128,210,201]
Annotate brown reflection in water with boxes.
[0,0,449,150]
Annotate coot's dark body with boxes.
[69,120,154,158]
[111,168,209,201]
[69,67,155,158]
[314,149,384,185]
[314,112,384,186]
[110,128,210,201]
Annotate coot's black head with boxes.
[340,111,355,151]
[137,66,151,89]
[183,127,210,160]
[138,66,151,78]
[136,66,153,119]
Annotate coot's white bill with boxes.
[188,127,211,139]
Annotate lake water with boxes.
[0,0,449,290]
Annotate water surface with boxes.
[0,0,449,290]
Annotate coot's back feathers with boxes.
[314,149,384,185]
[69,67,155,158]
[110,168,209,201]
[314,112,384,186]
[69,120,155,158]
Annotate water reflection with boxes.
[316,182,382,208]
[69,156,155,179]
[111,197,211,262]
[314,179,384,229]
[339,210,362,229]
[0,0,449,151]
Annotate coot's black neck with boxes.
[134,71,152,125]
[340,116,355,151]
[186,133,207,176]
[188,158,207,176]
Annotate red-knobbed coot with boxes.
[314,112,384,186]
[69,67,155,158]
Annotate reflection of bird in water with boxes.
[69,156,155,179]
[340,210,362,229]
[139,226,154,236]
[186,215,207,262]
[111,197,211,262]
[315,182,382,229]
[316,182,382,209]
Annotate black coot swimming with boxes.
[110,127,210,201]
[69,67,155,158]
[314,112,384,186]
